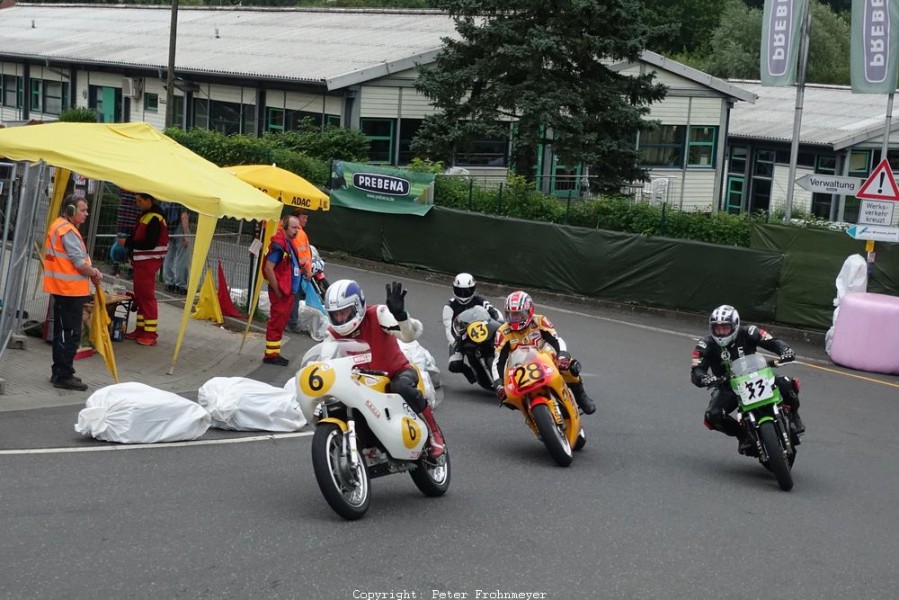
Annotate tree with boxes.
[414,0,667,191]
[700,0,849,85]
[643,0,726,55]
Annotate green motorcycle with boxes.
[715,353,800,491]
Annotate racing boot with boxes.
[419,405,446,459]
[449,359,477,384]
[569,381,596,415]
[737,430,758,456]
[791,411,806,436]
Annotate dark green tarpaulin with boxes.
[308,206,783,322]
[750,223,899,328]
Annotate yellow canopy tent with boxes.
[0,122,283,372]
[223,164,330,211]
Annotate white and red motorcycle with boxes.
[295,340,450,520]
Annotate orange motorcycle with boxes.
[500,347,586,466]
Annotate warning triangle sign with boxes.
[857,159,899,201]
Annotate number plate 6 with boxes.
[299,362,336,397]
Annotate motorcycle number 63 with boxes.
[299,363,337,397]
[466,321,490,344]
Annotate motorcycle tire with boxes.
[311,423,371,520]
[409,449,451,497]
[574,428,587,451]
[758,421,793,492]
[531,403,573,467]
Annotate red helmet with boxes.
[505,291,534,331]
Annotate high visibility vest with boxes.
[43,217,90,296]
[292,229,312,266]
[132,210,169,261]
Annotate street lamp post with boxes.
[165,0,179,128]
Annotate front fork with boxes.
[741,404,793,460]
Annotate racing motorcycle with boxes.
[705,353,800,491]
[450,305,503,391]
[500,346,586,467]
[295,340,450,520]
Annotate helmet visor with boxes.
[329,305,358,327]
[712,323,733,338]
[506,309,528,327]
[453,285,474,300]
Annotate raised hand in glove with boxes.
[780,348,795,363]
[385,281,408,321]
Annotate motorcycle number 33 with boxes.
[736,373,775,405]
[466,321,490,344]
[299,363,337,397]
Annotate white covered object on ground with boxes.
[825,254,868,355]
[75,382,211,443]
[198,376,307,432]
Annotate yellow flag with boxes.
[90,287,119,383]
[191,268,224,324]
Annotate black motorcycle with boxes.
[450,305,503,391]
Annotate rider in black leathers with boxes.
[441,272,502,383]
[691,305,805,453]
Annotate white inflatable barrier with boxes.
[75,382,211,443]
[198,377,307,432]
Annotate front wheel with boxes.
[531,402,573,467]
[311,423,371,520]
[758,421,793,491]
[410,449,451,497]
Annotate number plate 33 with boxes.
[735,372,775,406]
[299,362,336,397]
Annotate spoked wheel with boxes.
[311,423,371,519]
[410,448,451,497]
[759,421,793,492]
[531,403,573,466]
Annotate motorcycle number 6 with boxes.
[466,321,490,344]
[299,363,336,397]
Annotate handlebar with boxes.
[355,367,389,377]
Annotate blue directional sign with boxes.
[846,225,899,242]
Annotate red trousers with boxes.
[133,257,163,341]
[265,290,294,358]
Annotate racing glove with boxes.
[556,351,571,371]
[493,379,506,403]
[700,374,717,388]
[385,281,408,321]
[780,348,795,363]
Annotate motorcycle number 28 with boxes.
[736,373,775,405]
[299,363,337,397]
[466,321,490,344]
[513,362,546,389]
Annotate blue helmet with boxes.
[324,279,366,336]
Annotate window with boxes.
[144,92,159,113]
[1,75,22,108]
[687,126,716,167]
[267,107,285,132]
[282,109,340,131]
[194,99,255,135]
[361,118,395,163]
[639,125,685,167]
[729,145,748,175]
[455,135,510,167]
[398,119,423,165]
[29,79,68,115]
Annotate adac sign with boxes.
[353,172,410,197]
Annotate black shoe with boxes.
[263,355,290,366]
[52,377,88,391]
[792,413,806,435]
[51,375,82,384]
[570,382,596,415]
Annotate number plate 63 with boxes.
[299,362,336,397]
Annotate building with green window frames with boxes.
[0,3,755,212]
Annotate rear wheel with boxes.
[311,423,371,519]
[759,421,793,491]
[410,449,451,497]
[532,402,573,467]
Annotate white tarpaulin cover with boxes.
[75,382,211,443]
[197,376,307,432]
[826,254,868,355]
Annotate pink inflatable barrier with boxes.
[829,292,899,375]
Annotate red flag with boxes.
[217,260,244,318]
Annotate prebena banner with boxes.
[851,0,899,94]
[760,0,804,86]
[329,160,436,216]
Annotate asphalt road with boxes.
[2,259,898,600]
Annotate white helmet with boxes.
[709,304,740,347]
[453,272,476,304]
[324,279,366,336]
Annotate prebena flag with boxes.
[760,0,805,86]
[851,0,899,94]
